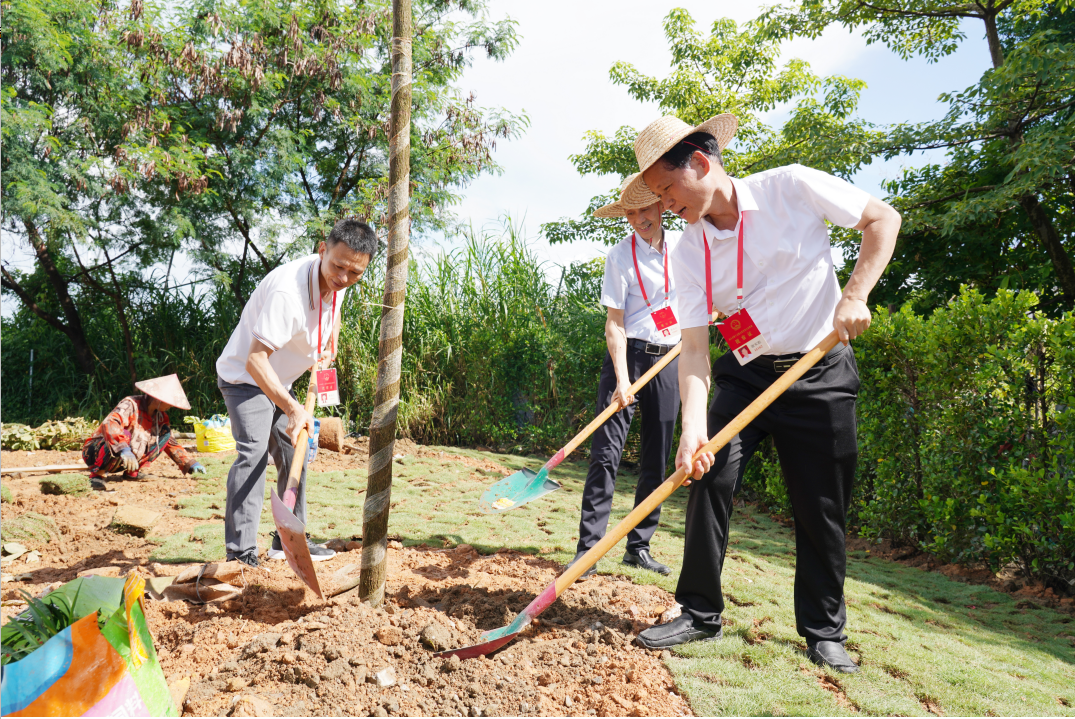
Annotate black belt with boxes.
[626,338,676,356]
[751,344,844,375]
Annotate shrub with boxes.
[740,288,1074,589]
[855,288,1074,588]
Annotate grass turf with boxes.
[148,447,1075,716]
[39,473,91,496]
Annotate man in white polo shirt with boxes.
[216,219,378,567]
[567,174,682,579]
[629,115,900,674]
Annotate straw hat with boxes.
[135,373,191,410]
[592,173,661,218]
[623,114,738,199]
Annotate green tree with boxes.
[758,0,1075,312]
[543,9,881,246]
[1,0,526,383]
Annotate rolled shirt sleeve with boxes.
[793,165,871,229]
[600,252,630,310]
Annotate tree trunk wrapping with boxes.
[358,0,412,607]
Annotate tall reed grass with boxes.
[1,222,613,454]
[335,222,609,452]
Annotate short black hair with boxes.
[326,218,379,258]
[658,132,724,171]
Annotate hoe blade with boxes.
[270,490,323,599]
[478,467,561,514]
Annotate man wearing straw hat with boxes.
[567,174,682,579]
[82,373,206,489]
[629,115,901,674]
[216,219,378,568]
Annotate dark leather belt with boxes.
[627,338,676,356]
[752,344,844,374]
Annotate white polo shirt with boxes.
[216,255,347,388]
[601,229,682,345]
[672,164,871,354]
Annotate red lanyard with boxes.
[317,291,337,359]
[702,217,744,321]
[630,233,669,309]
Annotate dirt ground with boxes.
[1,445,691,718]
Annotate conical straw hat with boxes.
[135,373,191,410]
[623,114,738,201]
[592,173,661,218]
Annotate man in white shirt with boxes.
[629,115,900,674]
[567,175,682,579]
[216,219,378,567]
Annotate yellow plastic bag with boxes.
[184,415,236,453]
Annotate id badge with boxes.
[717,309,771,365]
[650,306,679,339]
[315,368,340,407]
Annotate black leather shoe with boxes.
[564,550,596,579]
[806,640,859,673]
[622,548,671,575]
[635,613,721,649]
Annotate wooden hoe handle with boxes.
[286,365,320,491]
[554,330,841,592]
[554,313,720,468]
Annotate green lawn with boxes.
[151,446,1075,716]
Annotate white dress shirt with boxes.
[216,255,347,388]
[601,229,683,344]
[672,164,871,354]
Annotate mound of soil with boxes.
[153,544,690,717]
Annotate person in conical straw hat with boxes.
[82,373,205,488]
[629,114,902,676]
[564,174,681,581]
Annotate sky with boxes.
[1,1,993,315]
[433,0,992,269]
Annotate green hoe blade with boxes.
[479,467,562,514]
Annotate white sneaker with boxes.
[267,531,336,562]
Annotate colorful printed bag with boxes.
[0,574,175,717]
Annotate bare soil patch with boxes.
[1,449,690,717]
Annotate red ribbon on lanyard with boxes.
[630,233,669,309]
[317,291,337,361]
[702,218,745,322]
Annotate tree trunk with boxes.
[358,0,412,607]
[103,250,139,387]
[20,220,97,374]
[982,11,1005,69]
[1018,193,1075,307]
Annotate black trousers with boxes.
[676,344,859,644]
[577,347,680,555]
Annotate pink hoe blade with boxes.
[271,489,323,599]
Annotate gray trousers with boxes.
[219,377,308,556]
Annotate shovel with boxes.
[269,367,324,599]
[439,330,840,658]
[479,335,690,514]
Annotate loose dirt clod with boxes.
[420,621,453,651]
[318,417,343,452]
